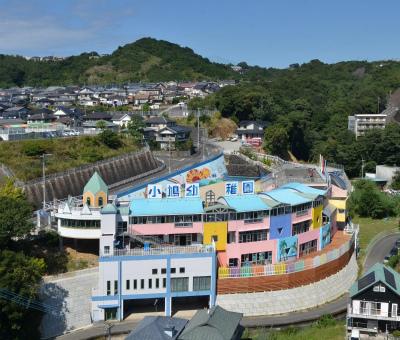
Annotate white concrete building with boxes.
[348,114,387,138]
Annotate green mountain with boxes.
[0,38,237,87]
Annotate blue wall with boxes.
[269,213,292,240]
[319,222,331,250]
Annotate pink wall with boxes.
[130,222,203,235]
[226,239,277,265]
[297,228,320,249]
[292,209,312,224]
[228,217,270,232]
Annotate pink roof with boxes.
[331,184,347,198]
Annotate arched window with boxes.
[86,197,91,206]
[98,197,103,207]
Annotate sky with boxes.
[1,0,400,68]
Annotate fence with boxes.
[218,234,354,279]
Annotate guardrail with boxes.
[218,234,354,279]
[103,244,215,257]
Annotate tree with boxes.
[0,250,45,339]
[263,125,289,158]
[126,115,145,143]
[0,195,33,248]
[97,129,122,149]
[95,120,107,130]
[392,171,400,190]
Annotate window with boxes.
[161,268,166,274]
[239,230,268,243]
[126,280,130,290]
[104,246,110,255]
[106,281,111,295]
[105,307,117,321]
[193,276,211,291]
[152,269,158,275]
[241,251,272,265]
[171,268,176,274]
[211,235,218,242]
[86,197,91,206]
[148,279,152,289]
[163,278,166,288]
[156,278,160,288]
[228,231,236,244]
[179,267,185,273]
[140,279,144,289]
[373,284,386,292]
[292,221,310,236]
[229,258,238,267]
[171,277,189,292]
[392,303,398,317]
[114,280,118,295]
[299,239,317,256]
[133,279,137,290]
[98,197,103,207]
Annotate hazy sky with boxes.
[0,0,399,68]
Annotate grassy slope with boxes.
[243,321,345,340]
[0,136,138,181]
[353,216,399,266]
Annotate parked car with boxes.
[384,254,391,263]
[390,246,399,257]
[395,238,400,248]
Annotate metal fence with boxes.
[218,234,354,279]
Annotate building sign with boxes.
[185,183,200,197]
[166,184,180,198]
[147,184,162,199]
[225,182,238,196]
[242,180,255,195]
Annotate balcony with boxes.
[102,244,215,257]
[347,304,400,322]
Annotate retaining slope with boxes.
[216,253,357,316]
[24,149,162,208]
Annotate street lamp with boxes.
[40,153,52,210]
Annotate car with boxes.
[395,239,400,248]
[230,137,238,142]
[390,247,398,256]
[384,254,391,263]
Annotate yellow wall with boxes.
[329,198,347,223]
[203,222,227,251]
[311,204,323,229]
[82,191,107,207]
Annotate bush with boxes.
[315,314,336,328]
[97,130,122,149]
[21,140,47,156]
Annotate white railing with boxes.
[103,244,215,257]
[348,304,400,321]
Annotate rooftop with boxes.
[130,197,204,216]
[260,188,312,206]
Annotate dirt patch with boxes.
[65,246,98,271]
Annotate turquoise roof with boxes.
[281,182,327,196]
[260,188,312,206]
[130,197,204,216]
[101,203,117,214]
[84,171,108,195]
[221,195,271,212]
[349,263,400,297]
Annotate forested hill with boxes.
[0,38,238,87]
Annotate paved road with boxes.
[364,233,400,272]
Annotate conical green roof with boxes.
[83,171,108,195]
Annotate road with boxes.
[56,230,400,339]
[363,233,400,272]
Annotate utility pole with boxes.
[168,137,171,173]
[361,157,365,179]
[197,108,200,153]
[41,153,52,210]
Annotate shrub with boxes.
[21,141,47,156]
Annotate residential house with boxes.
[82,112,112,122]
[347,263,400,335]
[178,305,243,340]
[27,112,57,124]
[111,113,132,127]
[125,316,188,340]
[236,120,267,146]
[143,116,191,150]
[3,106,30,119]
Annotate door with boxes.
[105,307,118,320]
[392,303,398,318]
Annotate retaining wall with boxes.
[217,252,357,316]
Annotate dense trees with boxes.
[0,181,46,339]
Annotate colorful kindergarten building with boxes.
[53,162,353,322]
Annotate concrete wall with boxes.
[376,165,400,184]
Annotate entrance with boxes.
[105,307,118,320]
